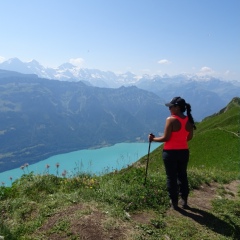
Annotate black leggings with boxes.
[162,149,189,201]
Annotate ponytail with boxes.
[185,103,197,130]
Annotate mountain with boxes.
[0,58,45,76]
[0,58,240,120]
[136,76,237,120]
[0,58,135,88]
[0,70,168,172]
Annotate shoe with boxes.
[180,197,188,209]
[170,200,179,210]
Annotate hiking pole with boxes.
[144,133,154,185]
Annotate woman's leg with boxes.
[162,150,179,207]
[177,150,189,206]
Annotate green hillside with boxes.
[189,97,239,173]
[0,97,239,240]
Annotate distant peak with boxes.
[27,59,39,63]
[7,57,22,63]
[27,59,42,67]
[59,62,75,69]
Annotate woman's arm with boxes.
[149,117,173,142]
[186,122,194,141]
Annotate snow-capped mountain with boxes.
[1,57,239,88]
[0,58,139,88]
[1,57,239,121]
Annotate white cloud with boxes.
[158,59,171,65]
[197,66,215,76]
[0,56,5,63]
[224,70,230,75]
[69,58,84,67]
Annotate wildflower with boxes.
[24,163,30,173]
[20,165,26,173]
[56,163,60,176]
[62,170,67,177]
[44,164,50,175]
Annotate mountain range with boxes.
[1,58,239,120]
[0,69,168,172]
[0,58,239,172]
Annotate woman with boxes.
[149,97,196,210]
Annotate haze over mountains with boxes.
[1,58,239,121]
[0,58,239,172]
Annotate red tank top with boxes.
[163,115,189,150]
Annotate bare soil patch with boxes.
[188,180,239,210]
[35,203,131,240]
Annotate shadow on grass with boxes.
[177,207,239,239]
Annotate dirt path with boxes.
[165,180,239,216]
[162,180,240,239]
[185,180,239,210]
[218,127,240,138]
[132,180,240,222]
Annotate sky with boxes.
[0,0,239,80]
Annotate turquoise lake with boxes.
[0,142,161,186]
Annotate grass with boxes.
[0,97,240,239]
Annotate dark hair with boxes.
[185,103,196,130]
[166,96,196,130]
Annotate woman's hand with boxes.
[148,133,155,142]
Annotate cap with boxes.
[165,97,186,107]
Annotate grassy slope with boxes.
[0,97,239,240]
[188,97,239,175]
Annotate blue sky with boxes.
[0,0,239,80]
